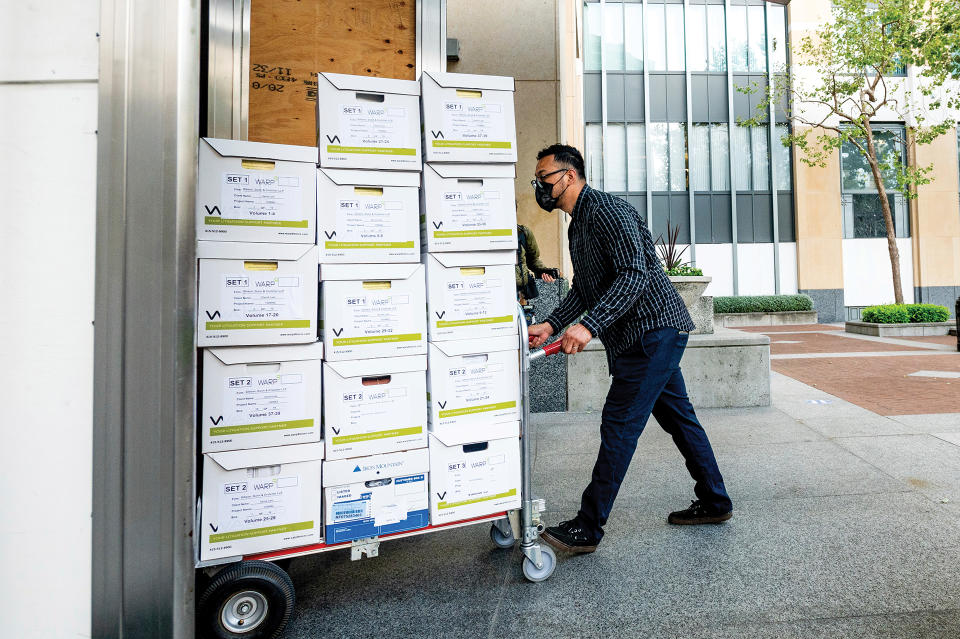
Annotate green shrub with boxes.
[713,294,815,314]
[664,264,703,277]
[861,303,950,324]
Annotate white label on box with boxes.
[445,278,501,320]
[373,492,408,527]
[331,491,371,523]
[340,385,408,427]
[344,293,405,336]
[441,101,507,144]
[219,372,307,434]
[438,191,498,236]
[332,198,410,249]
[216,473,303,536]
[221,273,303,323]
[217,172,303,226]
[447,453,509,503]
[445,362,500,411]
[337,104,409,150]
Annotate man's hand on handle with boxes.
[528,321,593,354]
[528,322,555,348]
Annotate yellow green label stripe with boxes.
[437,489,517,510]
[209,520,314,543]
[434,229,513,238]
[206,320,311,331]
[439,401,516,419]
[327,145,417,156]
[332,425,422,445]
[431,140,513,149]
[210,418,314,436]
[436,315,512,328]
[333,333,422,346]
[325,241,415,249]
[205,217,309,228]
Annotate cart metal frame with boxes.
[195,304,558,636]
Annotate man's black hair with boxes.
[537,144,586,180]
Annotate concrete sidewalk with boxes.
[282,373,960,639]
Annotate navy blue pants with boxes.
[578,327,732,540]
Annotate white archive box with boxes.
[421,163,518,252]
[200,441,324,561]
[429,421,521,525]
[317,168,420,263]
[427,336,520,435]
[319,263,427,361]
[201,343,324,453]
[316,73,421,171]
[421,71,518,163]
[323,355,428,460]
[323,449,430,544]
[198,242,319,347]
[424,251,518,342]
[197,138,318,244]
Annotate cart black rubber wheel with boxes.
[490,523,515,549]
[197,560,295,639]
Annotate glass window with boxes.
[687,5,708,73]
[732,125,752,190]
[669,123,687,192]
[768,5,787,71]
[840,125,909,238]
[748,5,767,73]
[646,4,666,71]
[852,194,897,238]
[840,128,903,191]
[751,126,770,191]
[729,6,748,73]
[665,5,686,72]
[707,5,726,72]
[690,124,711,191]
[585,123,604,189]
[584,3,602,72]
[624,4,644,71]
[627,123,646,191]
[711,124,730,191]
[604,123,627,191]
[649,123,670,191]
[604,3,625,71]
[773,123,792,191]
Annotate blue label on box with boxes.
[326,508,429,544]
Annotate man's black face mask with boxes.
[533,169,570,212]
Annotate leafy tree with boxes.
[744,0,960,304]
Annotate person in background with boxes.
[516,223,560,325]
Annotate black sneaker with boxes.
[668,500,733,525]
[540,518,600,553]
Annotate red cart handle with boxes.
[528,339,564,361]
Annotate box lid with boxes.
[323,448,429,486]
[430,421,520,448]
[430,336,518,358]
[203,137,317,164]
[422,71,515,93]
[320,72,420,96]
[207,342,324,366]
[428,250,516,268]
[320,262,422,282]
[198,241,317,261]
[425,163,516,180]
[319,168,421,188]
[325,355,427,380]
[207,441,325,471]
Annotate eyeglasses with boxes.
[530,168,569,190]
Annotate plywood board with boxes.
[248,0,417,146]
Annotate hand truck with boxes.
[193,304,562,638]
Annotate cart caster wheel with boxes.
[522,545,556,583]
[490,523,515,549]
[197,560,295,639]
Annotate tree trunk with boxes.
[863,127,904,305]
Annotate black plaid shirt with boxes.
[544,185,695,370]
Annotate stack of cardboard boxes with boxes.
[420,72,523,525]
[195,70,523,563]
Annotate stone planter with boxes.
[669,276,713,334]
[845,321,955,337]
[716,310,819,328]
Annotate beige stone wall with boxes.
[912,126,960,288]
[792,127,845,290]
[446,0,568,274]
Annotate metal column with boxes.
[724,0,740,295]
[92,0,200,636]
